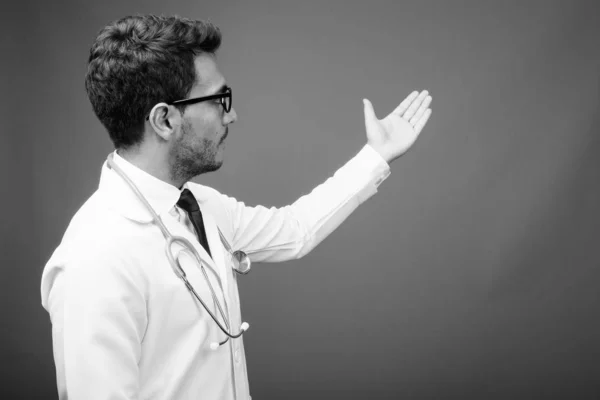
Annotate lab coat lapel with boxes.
[182,217,220,279]
[200,208,230,293]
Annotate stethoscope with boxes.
[106,152,250,350]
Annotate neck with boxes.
[117,147,184,189]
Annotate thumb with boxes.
[363,98,377,122]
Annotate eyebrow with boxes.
[209,83,229,96]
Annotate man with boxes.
[40,14,432,400]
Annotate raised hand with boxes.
[363,90,432,164]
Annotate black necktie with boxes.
[177,189,212,257]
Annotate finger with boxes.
[403,90,429,120]
[413,108,432,134]
[409,96,432,125]
[392,91,419,116]
[363,98,378,122]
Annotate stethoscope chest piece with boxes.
[232,250,251,275]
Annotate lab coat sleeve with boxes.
[51,243,147,399]
[221,144,391,262]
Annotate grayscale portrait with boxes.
[2,1,599,399]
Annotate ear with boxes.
[147,103,183,141]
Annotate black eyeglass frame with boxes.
[145,86,232,120]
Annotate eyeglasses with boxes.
[145,86,232,120]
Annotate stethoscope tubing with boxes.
[106,153,248,342]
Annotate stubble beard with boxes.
[169,122,223,184]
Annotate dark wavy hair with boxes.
[84,15,222,151]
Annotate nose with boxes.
[224,107,237,125]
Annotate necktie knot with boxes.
[177,189,200,213]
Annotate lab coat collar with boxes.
[98,150,191,223]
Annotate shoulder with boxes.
[48,191,148,273]
[41,192,148,307]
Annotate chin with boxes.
[203,159,223,174]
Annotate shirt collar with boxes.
[98,150,191,223]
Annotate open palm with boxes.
[364,90,432,164]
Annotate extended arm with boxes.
[220,91,432,262]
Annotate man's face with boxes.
[169,54,237,183]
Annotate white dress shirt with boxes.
[40,144,390,400]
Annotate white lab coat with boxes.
[40,145,390,400]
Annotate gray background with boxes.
[2,0,600,398]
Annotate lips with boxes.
[219,129,228,144]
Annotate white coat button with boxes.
[234,349,241,363]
